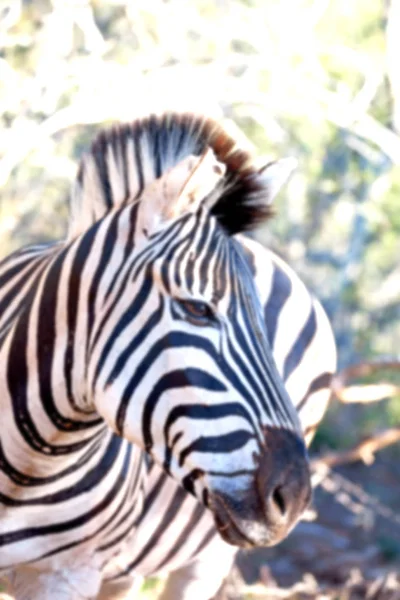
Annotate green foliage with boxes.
[140,577,161,592]
[377,535,400,562]
[138,577,165,598]
[312,403,356,452]
[387,395,400,427]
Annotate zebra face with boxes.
[151,215,311,548]
[89,142,311,548]
[92,209,311,548]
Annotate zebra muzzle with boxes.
[209,428,312,548]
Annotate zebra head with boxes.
[74,114,311,548]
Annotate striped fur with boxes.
[97,237,336,600]
[68,114,295,239]
[0,114,336,600]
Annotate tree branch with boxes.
[332,359,400,403]
[312,427,400,467]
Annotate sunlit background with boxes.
[1,1,400,598]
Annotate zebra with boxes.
[0,113,336,600]
[95,238,336,600]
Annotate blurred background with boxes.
[1,1,400,598]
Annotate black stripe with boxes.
[0,433,103,486]
[264,265,292,347]
[150,114,162,178]
[152,497,205,572]
[181,468,206,496]
[283,307,317,381]
[186,215,214,291]
[92,273,154,390]
[86,214,120,359]
[187,524,217,560]
[158,220,200,294]
[199,230,220,295]
[0,261,51,352]
[35,464,134,564]
[240,240,257,276]
[7,282,96,455]
[114,332,225,434]
[0,256,48,317]
[103,204,139,302]
[64,222,101,413]
[93,134,113,209]
[139,471,169,521]
[0,434,122,506]
[296,371,333,412]
[96,457,145,553]
[178,430,254,467]
[119,127,130,201]
[232,250,298,428]
[163,402,254,471]
[0,441,132,547]
[141,368,227,451]
[36,243,99,429]
[133,122,145,197]
[130,215,191,282]
[173,234,194,289]
[105,294,164,384]
[121,485,191,574]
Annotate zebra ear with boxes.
[258,157,298,204]
[137,148,226,236]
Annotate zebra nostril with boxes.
[271,485,286,517]
[256,428,312,537]
[262,475,309,532]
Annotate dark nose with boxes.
[257,426,311,544]
[209,428,312,549]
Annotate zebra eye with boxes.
[177,300,215,325]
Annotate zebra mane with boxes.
[68,113,275,239]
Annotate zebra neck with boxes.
[0,241,107,482]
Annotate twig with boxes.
[312,427,400,467]
[314,87,400,164]
[333,383,400,404]
[0,104,111,187]
[312,463,400,530]
[332,359,400,403]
